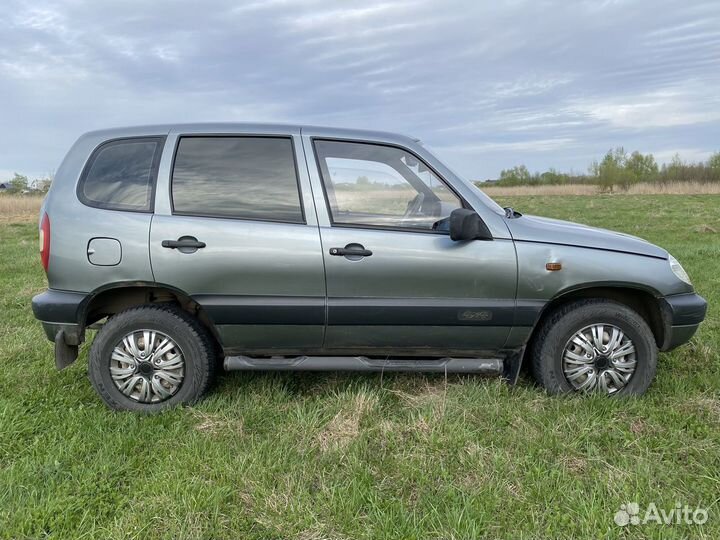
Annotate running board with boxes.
[223,355,504,375]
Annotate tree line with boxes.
[490,149,720,191]
[1,173,52,194]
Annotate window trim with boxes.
[77,136,166,213]
[311,137,472,236]
[169,134,307,225]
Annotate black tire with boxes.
[88,304,216,411]
[530,299,657,396]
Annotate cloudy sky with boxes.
[2,0,719,181]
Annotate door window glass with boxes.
[314,140,461,230]
[172,137,303,223]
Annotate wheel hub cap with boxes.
[594,356,610,370]
[110,330,185,403]
[562,323,637,395]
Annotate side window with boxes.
[171,137,304,223]
[314,140,462,231]
[78,137,163,212]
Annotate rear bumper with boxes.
[32,289,87,345]
[659,293,707,351]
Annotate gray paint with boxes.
[507,214,668,259]
[33,122,705,361]
[514,242,692,302]
[87,238,122,266]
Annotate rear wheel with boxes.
[531,299,657,396]
[88,305,216,411]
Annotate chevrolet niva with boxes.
[31,124,707,411]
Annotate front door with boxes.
[150,129,326,353]
[305,137,518,355]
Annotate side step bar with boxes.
[224,355,504,375]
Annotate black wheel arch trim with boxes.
[519,282,669,349]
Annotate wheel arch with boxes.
[527,285,665,350]
[77,282,223,348]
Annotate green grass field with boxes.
[1,195,718,539]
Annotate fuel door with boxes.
[87,237,122,266]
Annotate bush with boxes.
[498,165,532,186]
[7,173,29,194]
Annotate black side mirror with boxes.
[449,208,493,241]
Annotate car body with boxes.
[31,123,707,410]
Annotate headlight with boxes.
[669,254,691,285]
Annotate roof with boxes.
[79,122,420,147]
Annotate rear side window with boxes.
[78,137,164,212]
[171,136,304,223]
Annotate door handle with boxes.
[329,244,372,258]
[161,236,206,252]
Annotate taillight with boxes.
[40,213,50,273]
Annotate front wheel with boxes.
[531,299,657,396]
[88,305,216,411]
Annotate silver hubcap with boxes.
[110,330,185,403]
[562,323,637,395]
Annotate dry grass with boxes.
[193,410,244,436]
[0,182,718,225]
[315,392,378,452]
[0,195,43,222]
[481,181,720,196]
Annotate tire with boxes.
[530,299,657,396]
[88,304,216,411]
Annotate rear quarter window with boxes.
[78,137,164,212]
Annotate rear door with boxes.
[304,135,518,355]
[150,127,326,353]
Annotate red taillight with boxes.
[40,213,50,273]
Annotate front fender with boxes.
[514,242,691,303]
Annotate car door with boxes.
[150,127,326,353]
[303,134,518,355]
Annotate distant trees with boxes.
[489,148,720,190]
[626,151,659,183]
[1,173,52,194]
[497,165,583,186]
[709,151,720,171]
[498,165,531,185]
[8,173,29,193]
[590,148,658,192]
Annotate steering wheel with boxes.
[403,192,425,219]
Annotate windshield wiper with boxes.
[504,207,522,219]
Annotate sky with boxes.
[1,0,719,181]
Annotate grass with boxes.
[0,194,719,539]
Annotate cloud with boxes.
[0,0,719,180]
[568,84,720,129]
[436,138,577,154]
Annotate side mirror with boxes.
[449,208,493,241]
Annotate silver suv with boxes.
[32,123,707,411]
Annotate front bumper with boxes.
[659,292,707,351]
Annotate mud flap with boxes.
[54,330,79,370]
[502,345,525,386]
